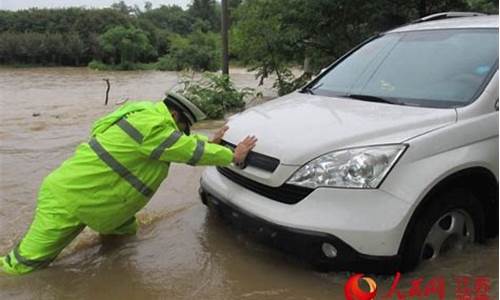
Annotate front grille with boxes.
[221,140,280,172]
[217,167,313,204]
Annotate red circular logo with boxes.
[344,273,377,300]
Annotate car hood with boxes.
[223,92,456,165]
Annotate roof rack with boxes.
[411,12,486,24]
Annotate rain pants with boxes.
[0,101,233,275]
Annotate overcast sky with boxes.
[0,0,191,11]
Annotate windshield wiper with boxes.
[302,87,315,95]
[341,94,403,105]
[302,83,324,95]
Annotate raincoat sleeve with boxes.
[191,134,210,143]
[141,123,233,166]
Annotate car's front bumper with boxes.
[200,167,412,273]
[200,187,400,273]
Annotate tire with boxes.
[199,187,208,206]
[400,188,485,272]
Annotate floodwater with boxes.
[0,67,497,299]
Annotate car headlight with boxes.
[287,145,407,189]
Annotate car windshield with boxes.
[308,28,498,108]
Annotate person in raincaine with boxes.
[0,92,257,275]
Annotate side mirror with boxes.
[495,99,498,111]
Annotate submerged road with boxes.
[0,67,497,299]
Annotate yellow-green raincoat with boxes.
[0,101,233,275]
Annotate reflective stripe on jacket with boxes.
[45,101,233,233]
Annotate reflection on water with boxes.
[0,67,497,299]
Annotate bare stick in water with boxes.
[103,78,110,105]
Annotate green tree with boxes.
[45,33,65,64]
[231,0,303,94]
[231,0,498,95]
[140,5,194,34]
[25,32,46,64]
[157,30,220,71]
[99,25,156,65]
[111,1,133,15]
[65,33,86,65]
[0,0,497,70]
[0,32,18,63]
[188,0,219,31]
[144,1,153,11]
[467,0,499,13]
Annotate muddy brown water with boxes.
[0,67,497,299]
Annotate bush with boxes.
[177,72,255,119]
[88,59,110,70]
[157,30,220,72]
[156,55,179,71]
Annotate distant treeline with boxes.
[0,1,237,69]
[0,0,497,92]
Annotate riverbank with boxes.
[88,60,158,71]
[1,61,302,74]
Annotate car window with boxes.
[311,29,499,108]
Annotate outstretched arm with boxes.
[142,123,256,167]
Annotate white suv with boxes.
[199,13,499,273]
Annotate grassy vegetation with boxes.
[88,60,158,71]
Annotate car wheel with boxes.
[199,187,208,206]
[400,189,485,272]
